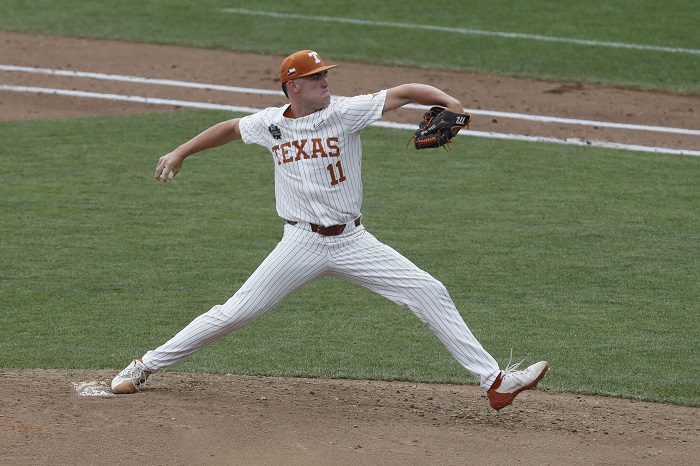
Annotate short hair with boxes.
[282,82,289,98]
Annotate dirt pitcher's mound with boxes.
[0,369,697,465]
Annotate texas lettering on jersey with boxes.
[271,137,340,165]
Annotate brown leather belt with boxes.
[287,217,362,236]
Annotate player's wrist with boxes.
[444,98,463,113]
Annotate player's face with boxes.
[296,70,331,109]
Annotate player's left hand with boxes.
[412,107,471,150]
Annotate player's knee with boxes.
[420,277,450,300]
[203,304,232,325]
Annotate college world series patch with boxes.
[268,123,282,140]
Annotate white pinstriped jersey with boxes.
[239,90,387,226]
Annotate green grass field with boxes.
[1,0,699,93]
[1,1,699,407]
[1,111,698,405]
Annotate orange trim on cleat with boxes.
[487,361,549,410]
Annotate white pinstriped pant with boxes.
[142,221,501,389]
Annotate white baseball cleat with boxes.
[487,360,549,410]
[111,359,151,394]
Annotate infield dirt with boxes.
[1,31,699,465]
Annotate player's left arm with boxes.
[383,84,463,114]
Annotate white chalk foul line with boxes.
[2,84,698,157]
[0,65,285,96]
[406,105,700,137]
[0,84,262,113]
[376,121,700,157]
[220,8,700,56]
[2,65,698,137]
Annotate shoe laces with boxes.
[121,362,148,384]
[502,349,527,373]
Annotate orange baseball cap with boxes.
[279,50,338,83]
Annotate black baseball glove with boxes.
[412,107,471,150]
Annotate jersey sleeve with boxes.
[238,108,273,146]
[335,90,387,134]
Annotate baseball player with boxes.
[111,50,549,410]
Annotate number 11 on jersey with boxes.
[327,161,346,186]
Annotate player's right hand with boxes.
[155,152,184,183]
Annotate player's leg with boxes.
[112,225,328,393]
[143,225,328,370]
[327,227,501,389]
[330,227,549,409]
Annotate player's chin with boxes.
[314,96,331,111]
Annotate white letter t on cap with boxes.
[308,51,321,63]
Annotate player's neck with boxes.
[285,101,324,119]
